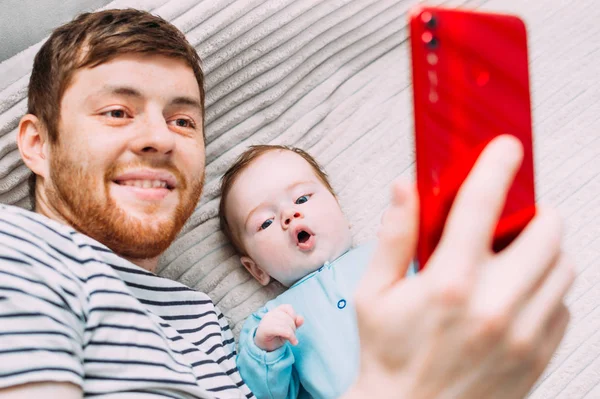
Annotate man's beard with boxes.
[46,150,204,261]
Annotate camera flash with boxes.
[427,53,438,65]
[421,11,433,24]
[421,31,433,44]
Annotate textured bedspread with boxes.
[1,0,598,397]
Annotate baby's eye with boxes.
[260,219,273,230]
[295,195,311,205]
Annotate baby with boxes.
[219,145,413,399]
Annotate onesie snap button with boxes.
[337,299,346,309]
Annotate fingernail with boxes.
[393,179,409,205]
[499,135,523,157]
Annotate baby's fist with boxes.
[255,304,304,352]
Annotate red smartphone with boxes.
[409,6,536,271]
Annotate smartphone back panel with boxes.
[409,7,536,270]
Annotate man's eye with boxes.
[104,109,127,118]
[170,118,195,128]
[295,195,310,205]
[260,219,273,230]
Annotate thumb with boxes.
[360,178,419,295]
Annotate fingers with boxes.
[510,253,575,350]
[272,305,302,345]
[269,323,300,345]
[360,178,419,295]
[499,207,566,306]
[531,303,571,381]
[277,304,298,321]
[436,135,524,269]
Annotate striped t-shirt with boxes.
[0,204,253,398]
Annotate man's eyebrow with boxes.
[243,180,315,230]
[90,86,202,112]
[170,96,203,113]
[99,85,144,98]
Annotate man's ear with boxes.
[240,256,271,286]
[17,114,50,180]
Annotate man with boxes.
[0,8,574,399]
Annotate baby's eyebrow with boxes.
[243,180,317,230]
[285,180,314,191]
[244,203,267,231]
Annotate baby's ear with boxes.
[240,256,271,286]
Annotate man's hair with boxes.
[219,145,336,255]
[26,8,205,204]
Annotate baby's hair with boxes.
[219,145,335,255]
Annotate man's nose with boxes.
[130,112,176,156]
[281,209,303,229]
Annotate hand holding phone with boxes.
[409,6,537,270]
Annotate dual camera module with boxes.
[421,11,438,50]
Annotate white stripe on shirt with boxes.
[0,204,253,398]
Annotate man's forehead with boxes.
[86,83,202,111]
[70,54,201,100]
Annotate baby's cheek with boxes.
[254,236,287,263]
[322,208,347,231]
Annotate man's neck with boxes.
[35,191,71,227]
[125,256,159,274]
[36,195,160,274]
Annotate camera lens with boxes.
[421,31,439,49]
[426,15,437,29]
[426,36,439,49]
[421,12,437,29]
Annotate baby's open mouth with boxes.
[294,226,315,251]
[297,230,311,244]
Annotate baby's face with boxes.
[225,150,353,286]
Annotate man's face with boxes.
[226,150,353,286]
[42,54,205,261]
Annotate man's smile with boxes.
[111,169,178,202]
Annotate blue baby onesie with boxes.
[237,241,416,399]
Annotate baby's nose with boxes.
[284,212,302,225]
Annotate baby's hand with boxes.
[254,304,304,352]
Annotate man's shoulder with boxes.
[0,203,112,249]
[0,203,77,241]
[0,204,114,277]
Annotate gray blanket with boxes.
[1,0,598,397]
